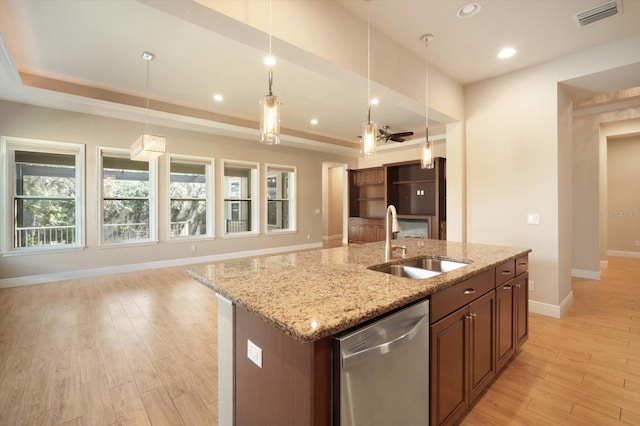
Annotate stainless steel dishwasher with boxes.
[334,299,429,426]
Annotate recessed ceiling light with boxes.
[497,47,517,59]
[457,2,481,18]
[264,55,276,66]
[310,118,318,125]
[370,97,380,106]
[213,94,224,102]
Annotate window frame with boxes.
[97,146,158,247]
[167,154,214,242]
[0,136,85,255]
[221,159,260,238]
[264,163,297,234]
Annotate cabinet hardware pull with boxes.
[515,284,522,288]
[471,313,477,318]
[502,270,511,275]
[465,314,472,320]
[518,262,527,266]
[503,285,512,290]
[463,289,475,295]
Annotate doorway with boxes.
[322,162,349,248]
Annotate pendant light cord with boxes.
[367,2,371,122]
[145,54,151,133]
[268,0,274,95]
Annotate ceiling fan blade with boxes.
[390,136,406,142]
[391,131,414,138]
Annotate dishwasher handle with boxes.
[342,314,429,370]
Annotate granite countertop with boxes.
[187,239,530,342]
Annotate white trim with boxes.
[0,242,322,288]
[607,250,640,259]
[571,268,601,280]
[217,294,234,426]
[529,291,574,318]
[600,260,609,268]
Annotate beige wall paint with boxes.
[572,112,640,273]
[464,35,640,312]
[607,134,640,253]
[0,100,353,281]
[327,166,344,237]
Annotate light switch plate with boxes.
[527,213,540,225]
[247,339,262,368]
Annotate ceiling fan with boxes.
[378,125,414,143]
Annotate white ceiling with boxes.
[0,0,639,153]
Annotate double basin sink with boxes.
[369,257,469,279]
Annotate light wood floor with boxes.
[0,257,638,425]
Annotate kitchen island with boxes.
[188,238,530,426]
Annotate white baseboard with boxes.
[600,260,609,269]
[529,291,574,319]
[0,242,323,288]
[608,250,640,259]
[571,268,600,280]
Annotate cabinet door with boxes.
[430,306,468,426]
[495,282,515,373]
[514,273,529,349]
[468,291,496,402]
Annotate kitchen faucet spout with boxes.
[385,204,406,261]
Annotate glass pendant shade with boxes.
[131,134,166,161]
[260,94,280,145]
[421,139,434,169]
[362,121,378,158]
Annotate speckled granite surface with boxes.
[187,239,530,342]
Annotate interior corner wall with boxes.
[557,86,574,306]
[572,111,640,273]
[0,100,354,282]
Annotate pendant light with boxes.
[420,34,434,169]
[260,0,281,145]
[361,2,377,158]
[131,51,166,161]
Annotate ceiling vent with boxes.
[575,0,622,28]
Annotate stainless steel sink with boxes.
[369,257,469,279]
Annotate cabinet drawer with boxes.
[495,259,515,286]
[430,269,494,323]
[515,255,528,276]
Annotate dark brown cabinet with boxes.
[348,167,385,243]
[385,158,446,239]
[430,271,496,426]
[495,255,529,373]
[348,159,447,243]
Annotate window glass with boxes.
[102,154,152,243]
[266,165,296,233]
[14,151,78,248]
[170,160,209,238]
[223,162,258,235]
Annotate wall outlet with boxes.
[634,240,640,247]
[529,280,535,292]
[527,213,540,225]
[247,339,262,368]
[190,244,196,252]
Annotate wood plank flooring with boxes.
[0,257,638,425]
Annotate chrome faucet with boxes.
[385,204,407,261]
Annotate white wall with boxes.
[0,100,354,284]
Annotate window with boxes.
[265,164,296,233]
[1,137,84,254]
[99,148,157,245]
[222,160,259,236]
[169,155,213,240]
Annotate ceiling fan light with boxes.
[362,121,378,158]
[260,94,280,145]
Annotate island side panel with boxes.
[234,305,331,426]
[217,294,234,426]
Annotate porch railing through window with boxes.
[103,223,150,241]
[15,225,76,248]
